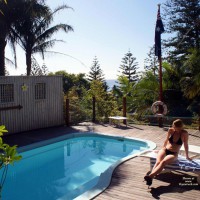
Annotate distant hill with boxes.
[106,79,118,90]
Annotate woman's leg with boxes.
[144,149,166,186]
[149,154,177,178]
[151,149,166,172]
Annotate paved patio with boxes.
[2,123,200,199]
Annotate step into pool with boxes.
[2,133,156,200]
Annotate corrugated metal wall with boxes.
[0,76,64,134]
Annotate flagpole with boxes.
[157,4,163,127]
[159,59,163,101]
[157,4,163,102]
[158,56,163,127]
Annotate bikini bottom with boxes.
[165,148,177,156]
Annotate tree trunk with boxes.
[199,106,200,131]
[92,96,96,123]
[123,96,127,125]
[26,52,32,76]
[65,98,70,126]
[0,38,7,76]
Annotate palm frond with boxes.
[36,24,73,44]
[5,57,14,66]
[9,27,27,50]
[9,39,17,69]
[34,4,73,35]
[32,40,54,57]
[52,5,74,16]
[45,51,88,68]
[32,39,64,58]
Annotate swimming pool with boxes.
[2,133,156,200]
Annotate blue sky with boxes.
[7,0,167,79]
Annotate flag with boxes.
[155,5,164,58]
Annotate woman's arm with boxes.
[162,138,168,149]
[162,129,172,149]
[183,131,192,160]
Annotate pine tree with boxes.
[164,0,200,65]
[118,50,138,83]
[87,56,105,82]
[144,46,158,75]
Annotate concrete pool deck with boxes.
[2,123,200,199]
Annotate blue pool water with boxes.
[2,133,156,200]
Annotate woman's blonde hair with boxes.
[172,119,184,128]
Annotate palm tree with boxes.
[132,71,158,116]
[13,4,73,75]
[0,0,25,75]
[0,0,47,76]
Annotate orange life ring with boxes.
[151,101,167,115]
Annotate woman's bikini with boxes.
[165,132,183,155]
[144,129,184,186]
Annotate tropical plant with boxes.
[162,62,181,90]
[180,49,200,99]
[161,62,192,117]
[180,48,200,125]
[12,2,73,75]
[112,75,139,113]
[162,0,200,119]
[0,125,21,199]
[117,76,135,96]
[132,71,159,116]
[0,0,27,75]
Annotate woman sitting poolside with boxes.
[144,119,192,186]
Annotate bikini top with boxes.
[168,132,183,145]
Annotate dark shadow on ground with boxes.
[112,125,133,130]
[128,124,144,130]
[2,125,81,147]
[83,125,96,132]
[106,166,200,200]
[79,122,142,130]
[2,123,144,147]
[149,172,200,199]
[107,124,144,130]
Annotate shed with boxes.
[0,76,64,134]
